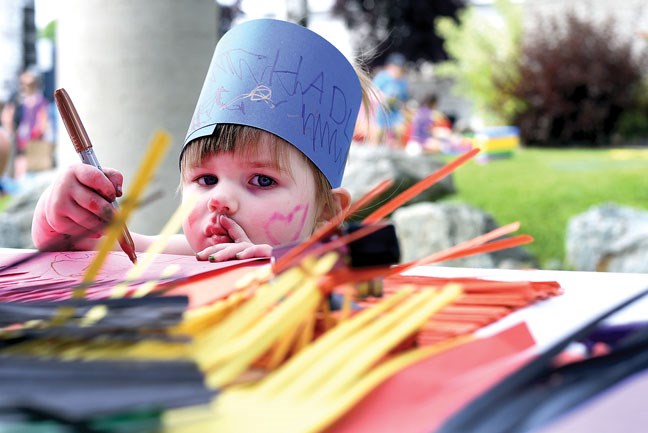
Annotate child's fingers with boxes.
[199,243,271,262]
[204,243,272,262]
[66,200,111,236]
[55,190,114,233]
[60,215,103,239]
[55,177,114,223]
[219,215,251,243]
[206,243,249,262]
[47,198,109,238]
[195,243,231,261]
[102,168,124,197]
[234,244,272,260]
[46,177,114,238]
[72,164,120,202]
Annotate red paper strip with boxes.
[326,322,536,433]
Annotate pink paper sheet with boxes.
[0,250,263,302]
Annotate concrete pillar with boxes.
[56,0,217,234]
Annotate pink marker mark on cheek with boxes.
[186,212,197,228]
[184,207,201,234]
[262,204,310,245]
[183,196,206,232]
[184,205,205,247]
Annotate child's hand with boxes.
[195,215,272,262]
[31,164,123,250]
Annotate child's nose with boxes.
[207,186,238,214]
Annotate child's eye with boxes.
[196,175,218,186]
[250,174,276,188]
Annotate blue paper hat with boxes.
[183,19,362,188]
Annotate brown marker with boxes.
[54,88,138,264]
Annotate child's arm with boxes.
[134,233,195,256]
[32,164,198,256]
[32,163,124,251]
[194,215,272,262]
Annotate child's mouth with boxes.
[205,225,233,244]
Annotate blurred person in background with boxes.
[372,52,409,147]
[1,69,52,181]
[406,92,471,156]
[0,101,11,189]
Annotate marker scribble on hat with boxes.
[184,19,362,188]
[192,47,354,171]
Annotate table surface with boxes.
[409,266,648,352]
[2,248,647,351]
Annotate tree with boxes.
[510,10,647,145]
[332,0,465,68]
[435,0,523,125]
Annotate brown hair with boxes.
[355,62,378,141]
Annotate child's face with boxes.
[181,137,320,253]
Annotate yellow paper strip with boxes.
[111,192,199,298]
[77,130,171,297]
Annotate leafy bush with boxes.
[435,0,524,125]
[333,0,466,69]
[40,20,56,40]
[615,75,648,140]
[509,10,647,146]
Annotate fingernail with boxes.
[116,184,123,197]
[208,255,215,262]
[235,252,241,259]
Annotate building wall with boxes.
[56,0,218,235]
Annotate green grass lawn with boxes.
[441,147,648,269]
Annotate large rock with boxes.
[392,202,537,269]
[566,203,648,272]
[342,145,455,221]
[0,171,58,249]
